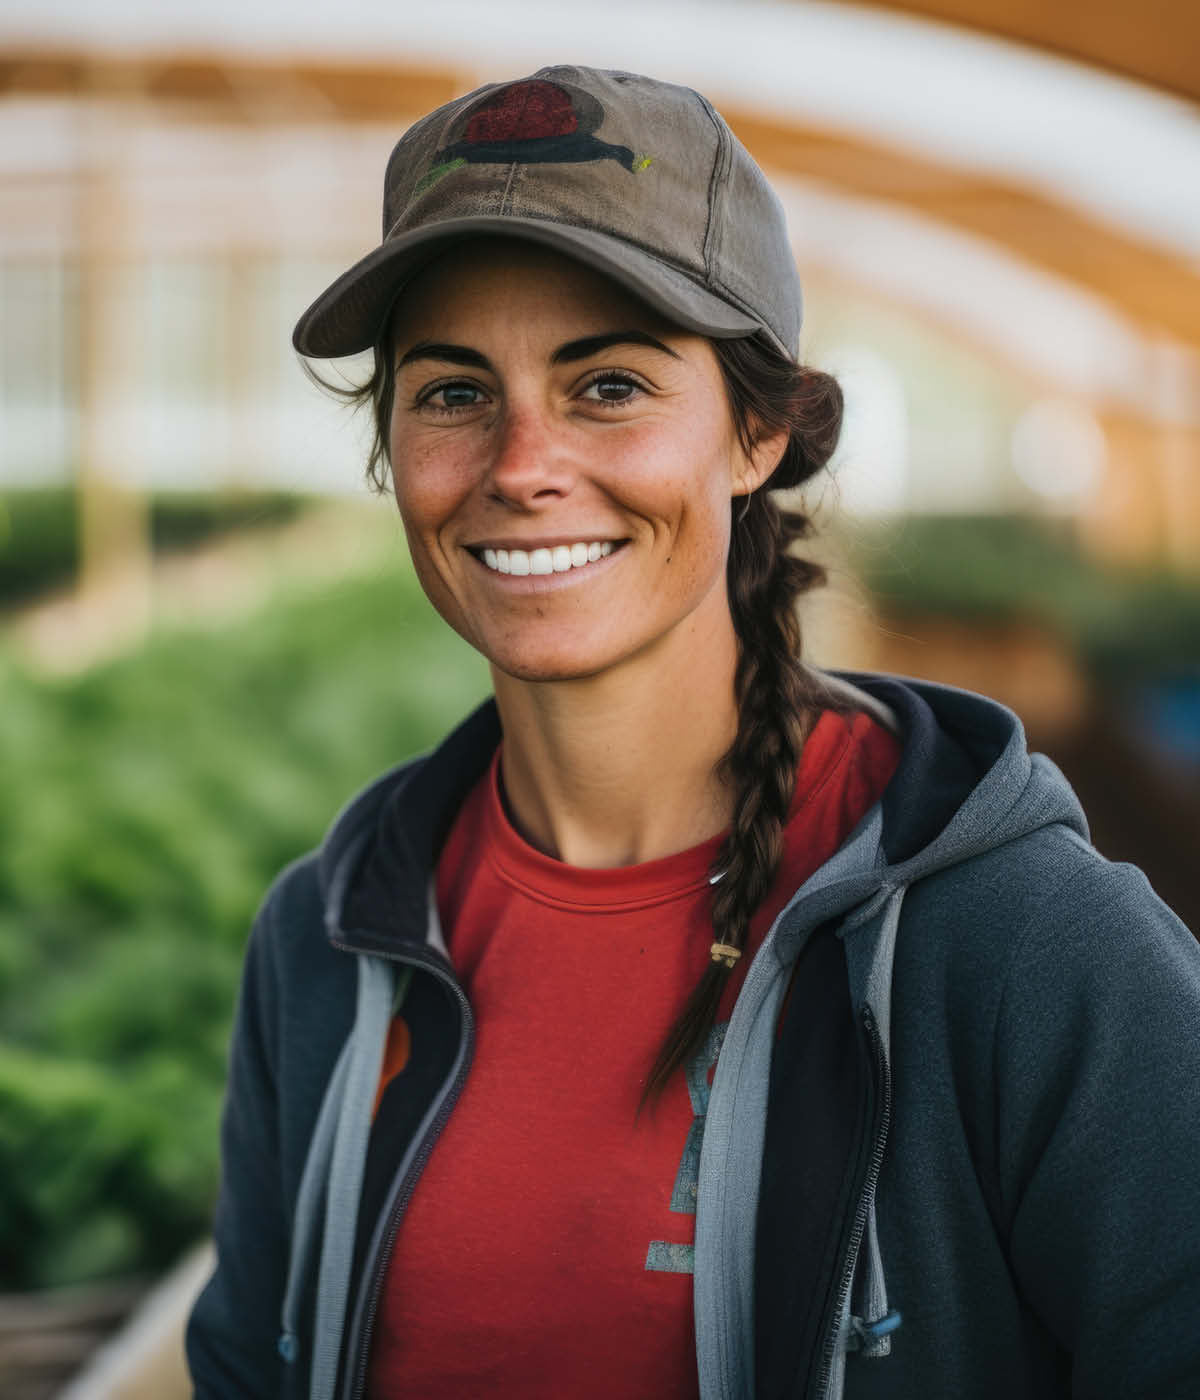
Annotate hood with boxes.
[745,670,1091,948]
[868,671,1087,873]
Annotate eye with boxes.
[580,371,644,406]
[416,379,487,413]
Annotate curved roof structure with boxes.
[3,0,1197,368]
[1,0,1197,548]
[854,0,1200,104]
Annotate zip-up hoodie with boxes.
[187,672,1200,1400]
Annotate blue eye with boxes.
[583,373,641,404]
[419,380,484,412]
[435,383,480,408]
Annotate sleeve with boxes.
[995,857,1200,1399]
[186,896,290,1399]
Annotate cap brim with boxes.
[292,216,769,358]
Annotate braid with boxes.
[642,336,845,1102]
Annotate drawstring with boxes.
[847,1201,901,1358]
[840,880,902,1051]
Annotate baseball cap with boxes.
[292,66,802,361]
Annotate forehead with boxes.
[390,237,676,347]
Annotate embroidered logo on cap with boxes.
[414,79,652,196]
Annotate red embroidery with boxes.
[466,81,578,144]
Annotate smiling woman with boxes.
[385,242,781,691]
[187,65,1200,1400]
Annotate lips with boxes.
[474,540,618,576]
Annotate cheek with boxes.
[389,433,474,539]
[664,425,737,593]
[624,416,736,538]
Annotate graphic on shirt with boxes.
[645,1020,728,1275]
[414,79,652,197]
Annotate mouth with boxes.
[468,539,625,577]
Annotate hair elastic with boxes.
[710,942,742,968]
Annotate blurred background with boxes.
[1,1,1198,1394]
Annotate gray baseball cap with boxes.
[292,66,802,360]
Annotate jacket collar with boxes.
[320,698,502,952]
[315,669,1088,957]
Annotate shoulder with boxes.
[904,821,1197,998]
[912,819,1194,964]
[983,840,1200,1060]
[237,753,427,1021]
[256,749,431,941]
[889,818,1200,1197]
[892,822,1200,1124]
[256,849,325,941]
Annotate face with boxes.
[386,240,784,684]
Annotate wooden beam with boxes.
[727,112,1200,351]
[3,48,1198,352]
[835,0,1200,105]
[0,50,462,121]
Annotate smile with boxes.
[477,541,617,576]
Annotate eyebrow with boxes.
[395,342,492,372]
[394,330,681,374]
[551,331,681,365]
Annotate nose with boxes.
[483,402,576,510]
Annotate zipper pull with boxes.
[847,1309,902,1355]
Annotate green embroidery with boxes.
[633,154,653,172]
[413,157,466,197]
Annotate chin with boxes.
[490,654,616,685]
[483,634,637,685]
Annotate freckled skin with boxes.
[387,240,784,688]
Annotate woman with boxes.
[187,67,1200,1399]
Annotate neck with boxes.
[492,611,742,869]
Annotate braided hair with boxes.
[313,326,844,1097]
[641,335,844,1100]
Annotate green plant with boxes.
[0,553,489,1288]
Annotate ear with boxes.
[731,423,790,498]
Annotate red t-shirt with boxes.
[366,709,901,1399]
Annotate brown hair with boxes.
[308,326,844,1096]
[644,335,844,1097]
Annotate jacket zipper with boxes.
[810,1004,892,1400]
[329,940,475,1400]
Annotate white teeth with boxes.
[477,541,617,576]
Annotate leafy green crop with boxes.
[0,552,489,1288]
